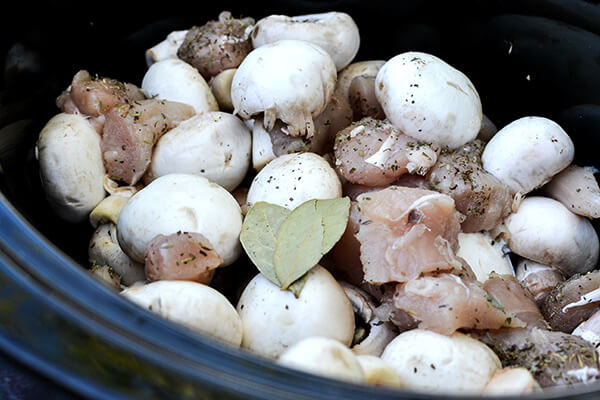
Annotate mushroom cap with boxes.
[483,367,540,395]
[117,173,242,265]
[335,60,385,103]
[381,329,501,393]
[277,336,365,383]
[251,116,277,171]
[505,196,599,277]
[37,113,106,222]
[236,266,355,359]
[210,68,236,111]
[456,232,513,283]
[482,116,574,194]
[356,355,403,387]
[251,12,360,71]
[142,58,218,114]
[89,192,132,228]
[149,112,251,191]
[231,40,336,137]
[121,280,243,346]
[375,52,482,148]
[247,152,342,209]
[89,223,146,286]
[145,30,188,67]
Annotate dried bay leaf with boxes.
[239,201,290,286]
[315,197,351,253]
[274,203,324,289]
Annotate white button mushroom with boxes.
[236,266,355,359]
[231,40,336,137]
[543,165,600,219]
[456,232,513,283]
[356,355,403,387]
[117,174,242,265]
[89,223,146,286]
[145,30,188,67]
[210,68,236,111]
[483,367,540,395]
[37,113,106,222]
[482,116,574,194]
[375,52,482,148]
[148,112,251,191]
[335,60,385,105]
[247,152,342,209]
[277,336,365,383]
[504,196,599,277]
[251,116,277,171]
[141,59,218,114]
[121,280,243,346]
[89,192,133,228]
[381,330,501,394]
[251,12,360,71]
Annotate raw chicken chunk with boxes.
[102,99,194,185]
[334,118,439,187]
[427,139,512,232]
[356,186,465,284]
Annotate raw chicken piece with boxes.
[56,70,145,133]
[427,139,512,232]
[177,11,254,80]
[334,118,439,187]
[516,259,564,306]
[102,99,194,185]
[483,274,547,328]
[145,231,222,283]
[476,327,600,388]
[393,274,525,335]
[57,70,145,117]
[541,270,600,333]
[356,186,465,283]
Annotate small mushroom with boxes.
[89,223,146,286]
[141,58,218,114]
[277,336,365,383]
[148,112,251,191]
[89,265,122,291]
[117,174,242,265]
[482,116,574,195]
[236,266,355,359]
[341,282,398,357]
[515,258,564,306]
[251,116,277,171]
[335,61,385,107]
[456,232,513,283]
[121,280,243,346]
[572,309,600,347]
[231,40,337,137]
[543,165,600,219]
[356,355,403,387]
[145,30,188,67]
[247,152,342,210]
[483,367,540,395]
[36,113,106,222]
[251,12,360,71]
[210,68,236,111]
[375,52,482,149]
[381,330,501,394]
[89,192,133,228]
[504,196,599,277]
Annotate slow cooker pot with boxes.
[2,0,600,398]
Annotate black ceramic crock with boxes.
[2,0,600,398]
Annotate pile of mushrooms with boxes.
[35,7,600,396]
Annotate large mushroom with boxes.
[117,174,242,265]
[36,113,106,222]
[236,266,355,359]
[375,52,482,149]
[231,39,337,137]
